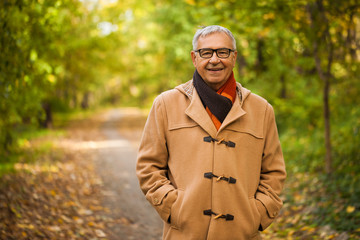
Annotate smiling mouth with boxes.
[207,68,224,72]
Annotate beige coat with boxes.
[136,80,286,240]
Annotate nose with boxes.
[209,52,220,64]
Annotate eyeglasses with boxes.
[195,48,235,59]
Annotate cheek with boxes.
[226,59,236,69]
[196,60,208,69]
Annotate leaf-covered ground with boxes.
[262,172,360,240]
[0,111,133,239]
[0,109,359,239]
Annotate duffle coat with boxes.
[136,80,286,240]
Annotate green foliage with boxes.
[0,0,120,153]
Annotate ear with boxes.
[191,51,197,67]
[233,50,238,60]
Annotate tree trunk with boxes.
[280,74,287,99]
[40,102,53,129]
[323,78,331,173]
[309,0,333,174]
[81,92,90,109]
[3,130,13,152]
[255,38,266,72]
[314,51,332,174]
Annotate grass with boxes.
[0,107,99,176]
[0,127,62,176]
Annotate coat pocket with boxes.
[169,189,184,230]
[249,197,261,235]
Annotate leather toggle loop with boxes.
[203,209,234,221]
[217,138,225,145]
[203,136,236,148]
[203,172,236,184]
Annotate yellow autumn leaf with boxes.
[88,221,95,227]
[90,205,103,211]
[17,224,27,229]
[308,227,316,233]
[263,12,275,20]
[29,224,35,229]
[346,206,355,213]
[258,27,270,38]
[47,74,56,83]
[11,207,22,218]
[300,226,309,231]
[64,201,77,207]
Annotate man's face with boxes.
[191,32,237,91]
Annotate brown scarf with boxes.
[193,70,236,130]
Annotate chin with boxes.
[204,79,225,89]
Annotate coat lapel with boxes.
[185,88,218,137]
[218,94,247,134]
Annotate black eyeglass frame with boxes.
[195,48,235,59]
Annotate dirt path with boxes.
[94,108,162,239]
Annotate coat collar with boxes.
[176,80,250,136]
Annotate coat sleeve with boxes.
[255,103,286,230]
[136,94,177,223]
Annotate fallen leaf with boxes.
[78,208,93,215]
[95,229,106,238]
[17,224,34,229]
[61,215,72,223]
[48,225,61,232]
[50,190,57,196]
[73,216,84,224]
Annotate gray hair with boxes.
[192,25,237,51]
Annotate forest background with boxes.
[1,0,360,238]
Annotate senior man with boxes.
[136,25,286,240]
